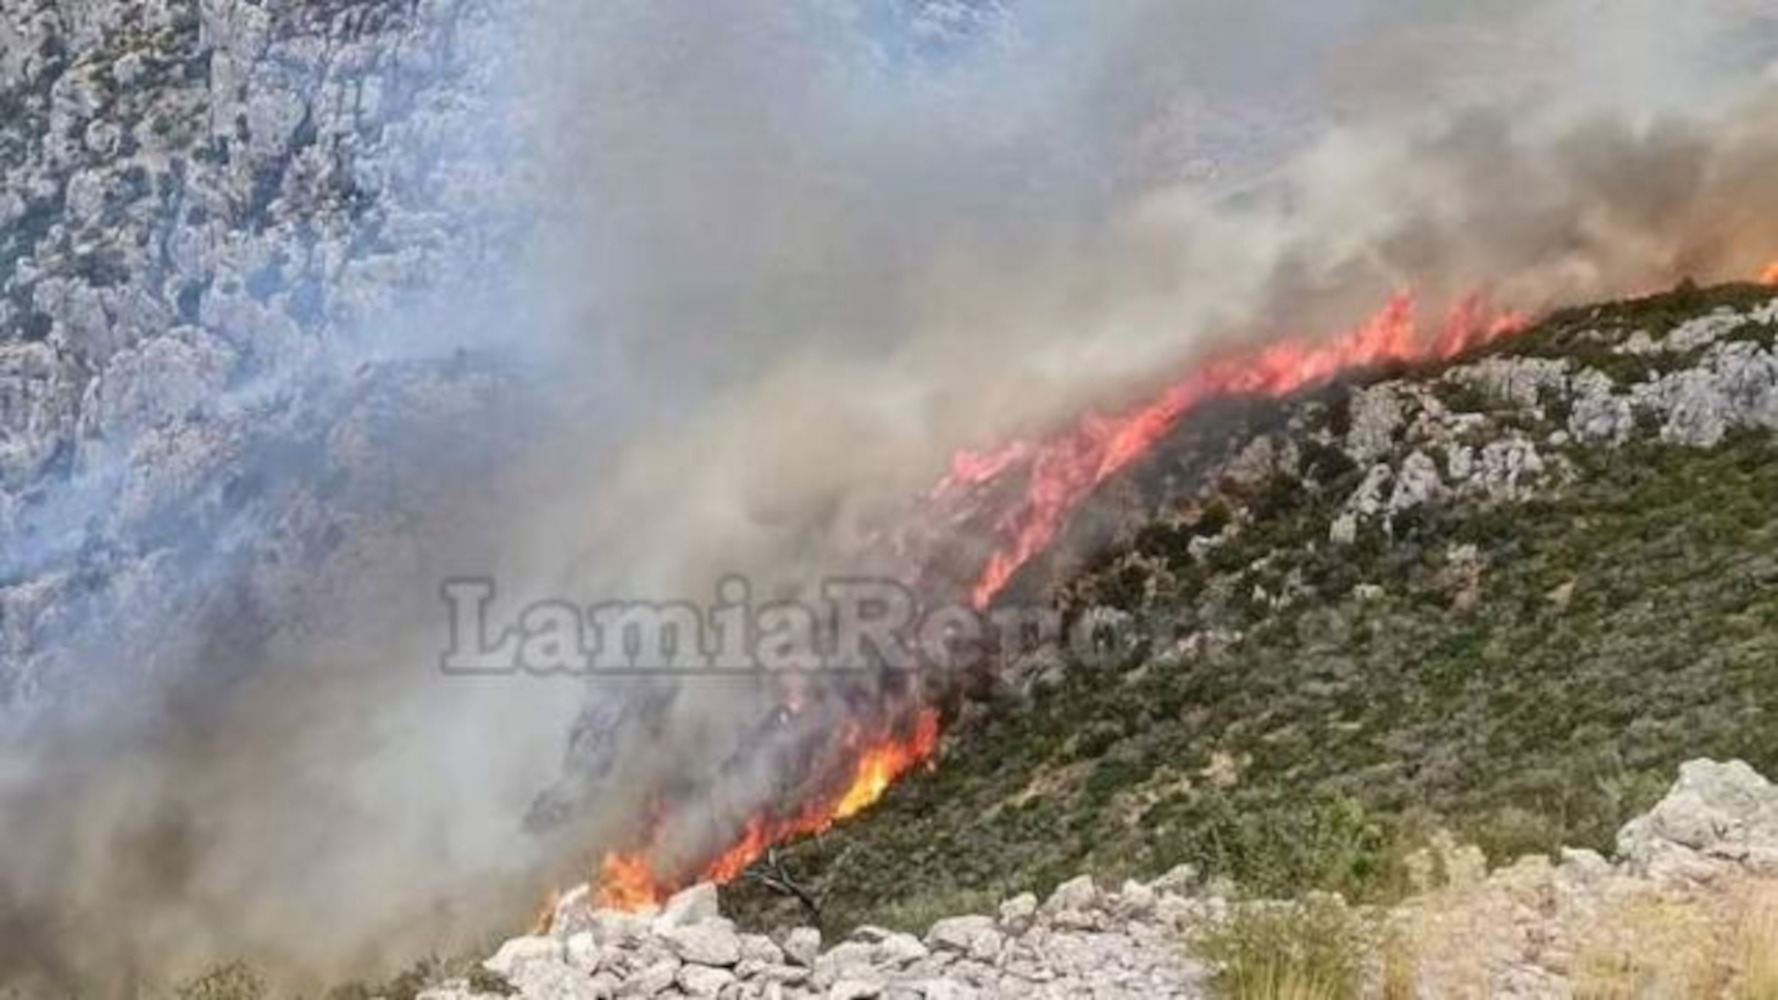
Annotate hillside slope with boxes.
[729,281,1778,933]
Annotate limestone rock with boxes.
[484,936,563,978]
[827,979,885,1000]
[924,916,997,955]
[675,963,737,997]
[662,920,742,967]
[510,961,606,1000]
[783,926,823,967]
[1617,758,1778,882]
[1042,875,1099,916]
[996,893,1037,932]
[656,882,722,930]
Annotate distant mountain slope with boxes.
[0,0,526,718]
[731,281,1778,933]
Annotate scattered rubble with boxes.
[437,872,1213,1000]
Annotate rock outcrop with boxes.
[1325,300,1778,543]
[1618,758,1778,884]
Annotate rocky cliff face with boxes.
[0,0,529,717]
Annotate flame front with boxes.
[834,711,942,820]
[576,267,1778,921]
[938,291,1528,609]
[596,852,669,912]
[593,709,942,911]
[585,292,1526,912]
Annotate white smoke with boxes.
[2,0,1776,991]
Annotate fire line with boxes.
[935,291,1528,610]
[592,709,942,911]
[578,262,1778,917]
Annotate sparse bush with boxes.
[874,887,1007,936]
[1466,805,1565,866]
[1186,794,1411,904]
[174,963,266,1000]
[1194,896,1368,1000]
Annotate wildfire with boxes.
[576,268,1778,922]
[595,852,666,913]
[833,712,943,820]
[592,709,942,911]
[937,291,1528,609]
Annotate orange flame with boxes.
[938,291,1528,609]
[1762,260,1778,286]
[592,709,942,911]
[596,852,669,912]
[834,712,942,820]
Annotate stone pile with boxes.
[433,871,1213,1000]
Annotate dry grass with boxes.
[1196,897,1367,1000]
[1377,923,1419,1000]
[1566,879,1778,1000]
[1727,883,1778,1000]
[1313,871,1778,999]
[1574,895,1723,999]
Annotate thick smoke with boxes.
[504,0,1778,913]
[2,0,1775,991]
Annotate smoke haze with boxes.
[3,0,1776,990]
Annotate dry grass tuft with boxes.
[1573,895,1722,999]
[1727,882,1778,1000]
[1563,878,1778,1000]
[1196,896,1367,1000]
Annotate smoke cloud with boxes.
[3,0,1776,991]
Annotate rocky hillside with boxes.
[723,281,1778,936]
[416,757,1778,999]
[396,285,1778,1000]
[0,0,528,717]
[9,2,1778,996]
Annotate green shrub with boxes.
[1187,794,1406,903]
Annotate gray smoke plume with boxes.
[1,0,1775,992]
[502,0,1778,939]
